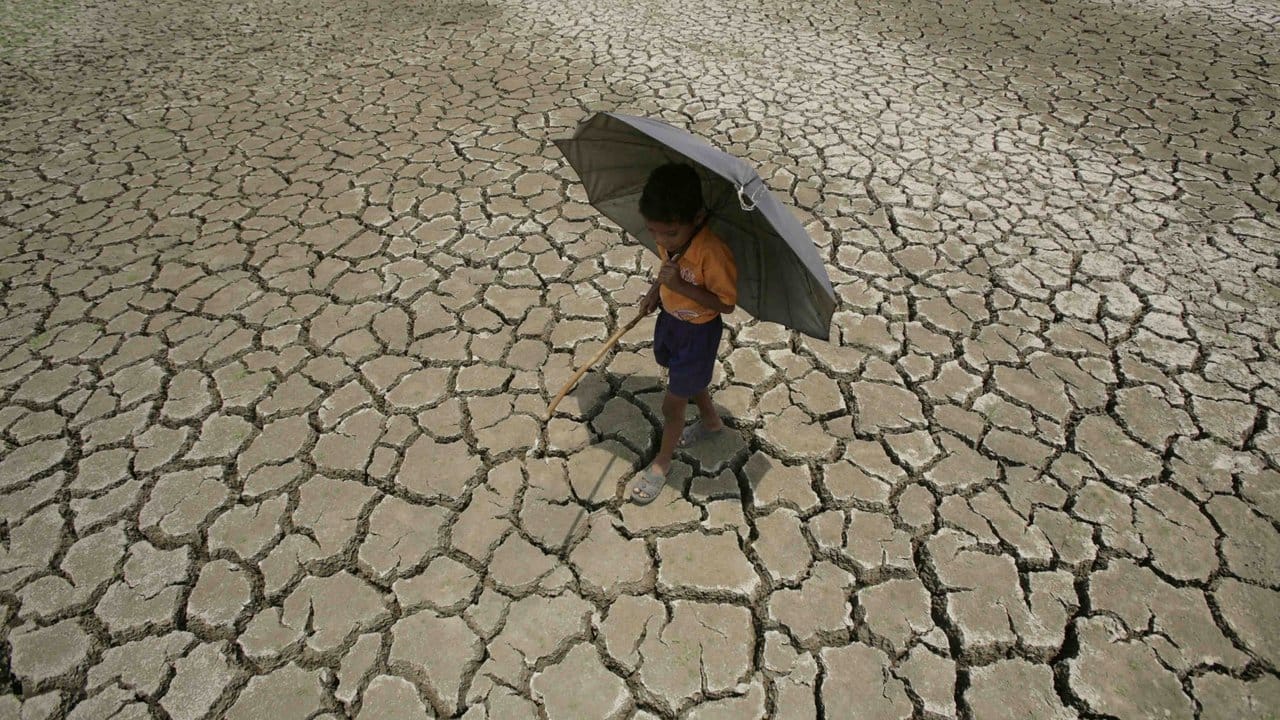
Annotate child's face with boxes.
[644,217,699,253]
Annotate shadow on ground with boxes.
[545,368,774,545]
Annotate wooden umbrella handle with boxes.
[545,310,646,420]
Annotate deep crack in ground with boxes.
[1,0,1278,717]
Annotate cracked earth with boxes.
[1,0,1278,717]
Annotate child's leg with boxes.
[651,391,688,474]
[691,389,723,431]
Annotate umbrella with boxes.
[552,111,837,341]
[544,112,837,419]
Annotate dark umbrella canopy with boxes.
[552,112,837,341]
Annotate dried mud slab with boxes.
[1,0,1278,716]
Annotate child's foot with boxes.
[629,467,666,505]
[679,421,724,448]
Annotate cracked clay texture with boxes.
[1,0,1278,717]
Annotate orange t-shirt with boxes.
[657,225,738,324]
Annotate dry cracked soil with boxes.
[0,0,1278,718]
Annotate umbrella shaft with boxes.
[544,248,686,421]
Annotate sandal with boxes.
[630,467,666,505]
[679,422,724,448]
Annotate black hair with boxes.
[639,163,704,224]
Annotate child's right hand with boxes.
[639,287,660,315]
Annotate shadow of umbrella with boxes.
[536,368,762,549]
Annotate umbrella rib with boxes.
[562,141,746,187]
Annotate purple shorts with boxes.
[654,310,723,398]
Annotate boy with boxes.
[629,163,738,505]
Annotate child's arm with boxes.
[639,283,660,315]
[657,260,735,314]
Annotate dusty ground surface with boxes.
[1,0,1278,717]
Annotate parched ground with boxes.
[1,0,1278,717]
